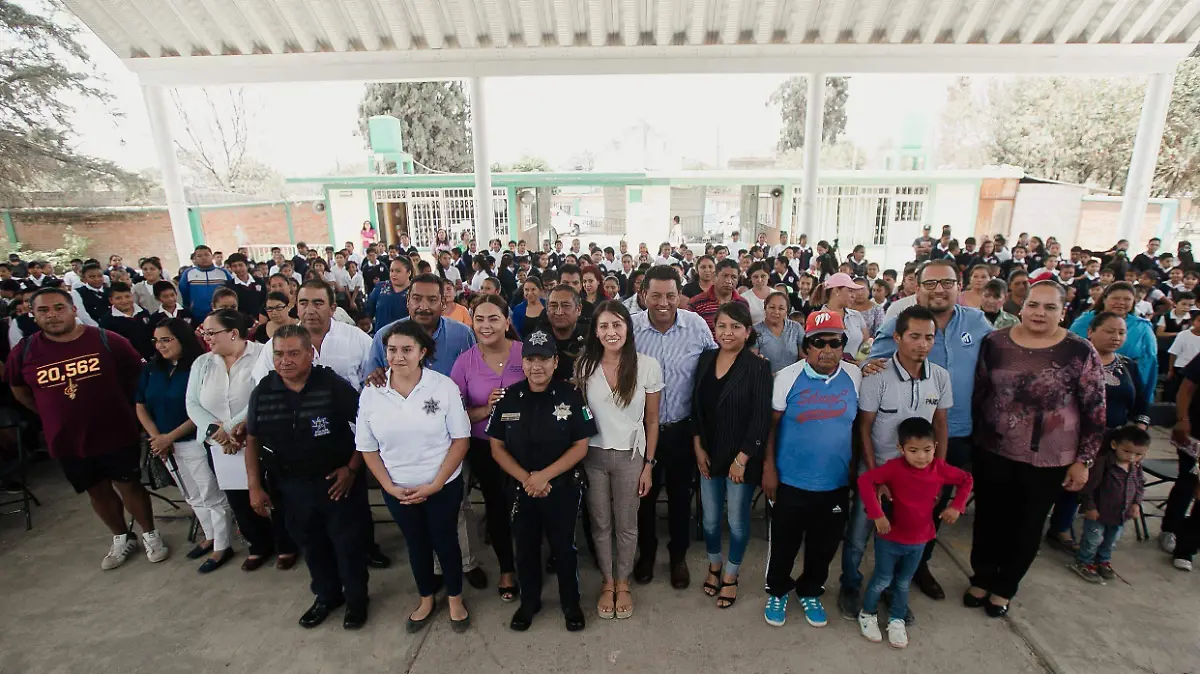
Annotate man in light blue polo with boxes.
[867,258,991,601]
[361,273,475,379]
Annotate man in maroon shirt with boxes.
[687,258,748,334]
[7,287,169,570]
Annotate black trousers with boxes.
[636,421,696,562]
[513,481,581,611]
[226,477,297,558]
[1163,449,1197,535]
[468,438,515,574]
[922,436,975,564]
[765,484,849,598]
[385,476,465,597]
[969,449,1068,600]
[277,475,369,609]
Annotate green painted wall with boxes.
[187,208,205,245]
[1,211,16,245]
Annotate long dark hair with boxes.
[575,299,638,408]
[152,318,204,371]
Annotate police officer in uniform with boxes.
[488,329,596,632]
[245,325,370,630]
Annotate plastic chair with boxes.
[1137,458,1178,541]
[0,407,39,530]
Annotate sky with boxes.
[67,18,955,179]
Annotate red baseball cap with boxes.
[805,310,846,336]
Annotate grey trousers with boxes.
[584,446,643,582]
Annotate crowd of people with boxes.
[1,220,1197,648]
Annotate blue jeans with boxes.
[699,476,754,576]
[1077,519,1124,565]
[1047,489,1081,537]
[839,494,873,591]
[861,537,924,622]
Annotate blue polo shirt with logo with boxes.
[772,360,862,492]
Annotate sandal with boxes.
[615,589,633,619]
[498,583,520,603]
[702,564,722,597]
[597,589,616,620]
[717,578,738,609]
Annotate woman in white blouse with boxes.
[186,309,297,571]
[574,300,662,620]
[357,320,473,634]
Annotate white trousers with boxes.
[173,439,235,551]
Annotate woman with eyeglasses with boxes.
[253,291,298,343]
[138,318,235,572]
[186,309,297,571]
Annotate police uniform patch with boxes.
[553,403,572,421]
[501,412,521,421]
[423,398,440,415]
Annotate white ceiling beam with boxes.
[61,0,139,56]
[231,0,288,53]
[1022,0,1065,43]
[446,0,479,47]
[478,0,508,46]
[755,0,779,44]
[657,0,676,44]
[1122,0,1173,43]
[689,0,708,44]
[587,0,607,45]
[552,0,574,45]
[788,0,816,43]
[518,0,541,45]
[303,0,351,50]
[889,0,921,44]
[955,0,993,44]
[1089,0,1136,43]
[724,0,744,43]
[158,0,223,55]
[1054,0,1102,43]
[855,0,887,43]
[987,0,1027,44]
[1189,18,1200,42]
[622,0,639,45]
[337,0,384,50]
[1156,0,1200,42]
[410,0,446,47]
[123,0,192,56]
[821,0,850,44]
[923,0,959,43]
[127,42,1195,87]
[272,0,318,50]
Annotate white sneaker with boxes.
[1174,558,1193,572]
[142,530,169,563]
[858,611,882,642]
[887,618,908,649]
[1161,532,1177,554]
[101,534,138,570]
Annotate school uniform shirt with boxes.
[355,368,471,488]
[102,306,154,360]
[226,275,265,315]
[132,279,169,314]
[486,379,598,474]
[251,319,373,391]
[1158,310,1193,334]
[149,305,195,327]
[77,284,111,325]
[360,259,388,292]
[448,341,526,439]
[858,457,973,545]
[345,272,365,297]
[1169,330,1200,370]
[771,359,862,492]
[581,353,663,457]
[857,354,953,467]
[363,316,476,378]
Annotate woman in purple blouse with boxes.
[450,295,526,602]
[967,281,1106,617]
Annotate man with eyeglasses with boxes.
[865,259,992,601]
[762,310,862,629]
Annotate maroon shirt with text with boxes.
[6,327,143,459]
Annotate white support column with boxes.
[470,77,494,246]
[1117,71,1174,244]
[800,73,826,238]
[142,85,193,270]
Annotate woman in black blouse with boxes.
[691,302,773,609]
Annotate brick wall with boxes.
[1075,200,1163,252]
[11,209,181,271]
[198,202,329,255]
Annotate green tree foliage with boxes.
[768,77,850,153]
[491,155,551,172]
[0,225,91,270]
[0,0,144,206]
[358,81,472,173]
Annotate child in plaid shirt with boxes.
[1069,426,1150,583]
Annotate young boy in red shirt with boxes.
[856,417,972,649]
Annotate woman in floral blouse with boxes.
[967,281,1106,617]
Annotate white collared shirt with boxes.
[232,274,256,287]
[110,306,144,319]
[252,319,372,391]
[185,341,264,435]
[355,368,471,488]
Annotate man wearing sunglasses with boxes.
[865,259,992,601]
[762,310,862,629]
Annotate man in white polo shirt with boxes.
[837,304,951,623]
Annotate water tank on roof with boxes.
[367,115,405,154]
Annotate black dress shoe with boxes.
[197,548,234,574]
[633,556,655,585]
[465,566,488,590]
[984,601,1010,618]
[366,549,392,569]
[510,604,540,631]
[406,599,440,634]
[343,602,369,630]
[913,563,945,600]
[962,591,988,608]
[299,597,345,628]
[186,544,214,560]
[669,559,690,590]
[563,604,585,632]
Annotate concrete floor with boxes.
[0,433,1195,674]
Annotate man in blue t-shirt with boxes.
[763,310,862,630]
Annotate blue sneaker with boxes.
[764,594,788,627]
[798,596,828,627]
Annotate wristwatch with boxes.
[1078,457,1095,469]
[645,457,658,468]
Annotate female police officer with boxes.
[488,329,597,632]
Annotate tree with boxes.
[358,81,472,173]
[0,0,144,206]
[492,155,551,173]
[935,77,995,169]
[171,88,282,194]
[767,76,850,153]
[0,225,90,270]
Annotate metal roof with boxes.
[63,0,1200,84]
